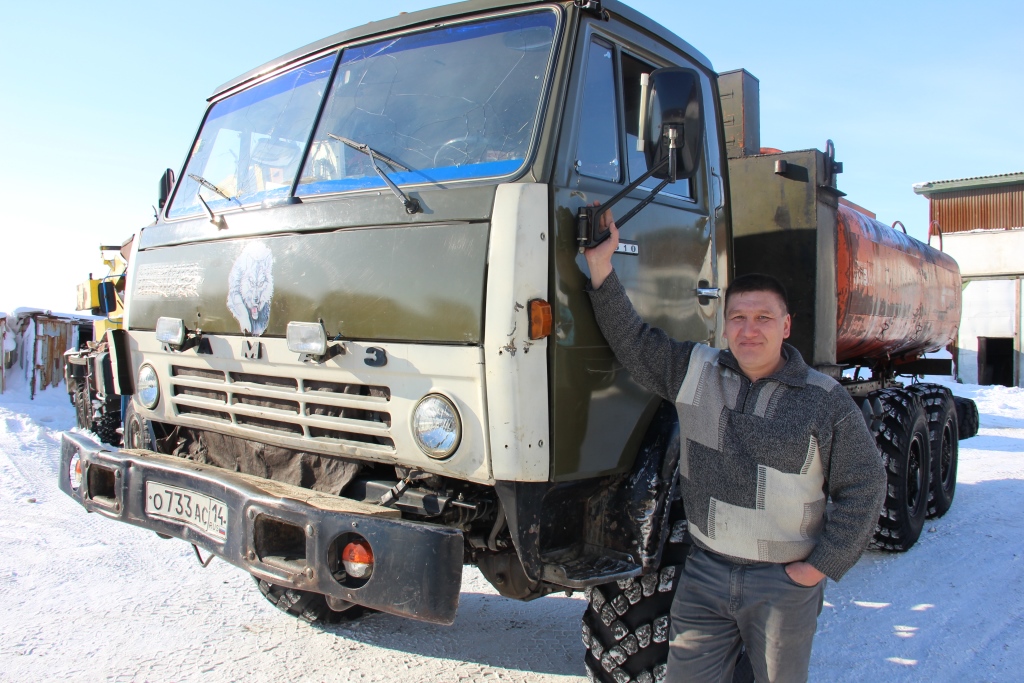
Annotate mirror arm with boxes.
[576,154,670,252]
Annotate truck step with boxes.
[541,553,641,588]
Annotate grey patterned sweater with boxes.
[589,271,886,581]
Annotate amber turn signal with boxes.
[342,538,374,579]
[528,299,552,340]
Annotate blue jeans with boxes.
[665,546,825,683]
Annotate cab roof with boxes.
[211,0,712,100]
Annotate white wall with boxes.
[941,231,1022,386]
[944,228,1024,279]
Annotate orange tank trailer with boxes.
[835,204,961,363]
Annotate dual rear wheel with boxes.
[866,383,959,552]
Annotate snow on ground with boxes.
[1,374,1022,682]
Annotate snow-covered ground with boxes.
[1,372,1021,682]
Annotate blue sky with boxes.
[1,0,1020,313]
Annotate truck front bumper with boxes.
[59,432,463,624]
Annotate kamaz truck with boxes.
[58,2,977,681]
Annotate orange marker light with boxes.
[528,299,552,340]
[342,539,374,578]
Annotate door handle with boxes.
[696,279,720,305]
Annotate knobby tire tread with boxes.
[953,395,979,440]
[254,577,367,624]
[905,384,958,518]
[867,388,930,552]
[581,522,752,683]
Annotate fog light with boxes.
[137,364,160,409]
[155,317,186,346]
[412,394,461,459]
[342,539,374,579]
[286,321,327,355]
[69,453,83,491]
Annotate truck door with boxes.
[548,16,724,479]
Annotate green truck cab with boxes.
[57,2,972,681]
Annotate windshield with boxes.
[165,11,558,220]
[296,11,558,197]
[167,55,337,219]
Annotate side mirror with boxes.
[157,168,176,210]
[576,67,706,251]
[639,67,704,181]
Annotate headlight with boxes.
[137,364,160,409]
[412,394,461,459]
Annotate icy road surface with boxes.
[1,374,1022,682]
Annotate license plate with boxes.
[145,481,228,541]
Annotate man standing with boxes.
[584,217,885,683]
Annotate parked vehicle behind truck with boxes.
[66,242,132,446]
[58,2,977,681]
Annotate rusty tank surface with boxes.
[835,204,961,363]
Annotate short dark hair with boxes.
[725,273,789,314]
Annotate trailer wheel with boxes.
[953,396,979,440]
[905,384,958,518]
[253,577,367,624]
[869,389,931,552]
[581,522,753,683]
[122,401,156,451]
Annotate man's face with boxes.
[723,290,791,379]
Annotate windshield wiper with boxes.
[328,134,422,214]
[188,173,242,206]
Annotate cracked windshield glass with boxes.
[167,54,337,219]
[296,11,558,197]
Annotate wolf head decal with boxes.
[227,242,274,336]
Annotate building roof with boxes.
[913,171,1024,196]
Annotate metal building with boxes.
[914,172,1024,387]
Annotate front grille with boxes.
[169,364,394,453]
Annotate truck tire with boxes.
[905,384,958,518]
[953,395,979,440]
[869,389,931,552]
[253,577,366,624]
[122,401,156,451]
[581,522,754,683]
[582,564,680,683]
[73,382,93,433]
[93,396,123,447]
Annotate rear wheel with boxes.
[868,389,931,552]
[905,384,958,518]
[953,395,979,440]
[254,577,367,624]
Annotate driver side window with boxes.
[574,37,692,199]
[574,37,620,182]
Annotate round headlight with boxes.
[137,364,160,409]
[412,394,461,459]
